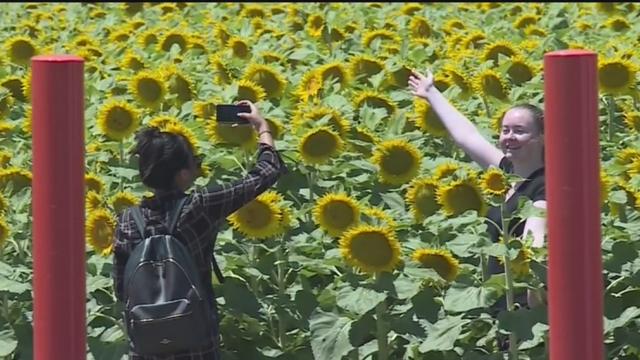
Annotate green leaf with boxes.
[0,276,30,295]
[0,328,17,356]
[393,275,422,300]
[610,190,627,204]
[604,306,640,334]
[88,337,128,360]
[497,306,548,342]
[379,192,405,212]
[221,276,261,318]
[411,288,441,323]
[337,287,386,315]
[309,310,354,360]
[419,315,469,352]
[444,284,503,313]
[108,167,139,181]
[349,314,375,347]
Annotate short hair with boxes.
[511,103,544,134]
[130,127,194,191]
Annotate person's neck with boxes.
[512,159,544,179]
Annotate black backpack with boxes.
[122,197,210,355]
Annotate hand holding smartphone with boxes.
[216,104,251,126]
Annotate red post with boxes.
[32,55,85,360]
[544,50,603,359]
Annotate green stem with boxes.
[2,293,10,327]
[480,253,489,283]
[119,141,125,192]
[482,96,492,119]
[375,273,389,360]
[607,95,616,143]
[276,240,287,348]
[500,204,518,359]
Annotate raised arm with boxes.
[408,70,503,169]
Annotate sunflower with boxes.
[339,225,401,274]
[260,51,285,65]
[163,66,194,104]
[349,126,379,155]
[354,90,397,116]
[437,178,487,217]
[0,218,9,250]
[462,30,487,50]
[401,3,423,16]
[121,2,144,16]
[138,29,159,48]
[361,206,397,228]
[98,101,140,141]
[413,99,447,137]
[111,191,138,214]
[600,171,613,206]
[306,13,325,37]
[296,70,322,103]
[243,63,287,99]
[293,106,350,136]
[371,140,422,186]
[524,26,547,38]
[507,56,536,86]
[481,167,508,197]
[514,14,538,29]
[205,121,257,150]
[164,122,199,153]
[605,16,630,32]
[85,174,105,194]
[240,4,267,18]
[129,70,166,108]
[209,55,233,85]
[350,55,385,81]
[227,36,251,59]
[194,100,218,121]
[598,58,636,95]
[228,190,287,239]
[362,29,400,48]
[497,240,533,278]
[0,167,31,192]
[0,193,7,214]
[623,111,640,133]
[482,41,518,64]
[5,36,38,66]
[298,127,344,165]
[409,16,431,39]
[0,91,13,117]
[235,79,266,103]
[86,208,116,256]
[412,248,460,281]
[318,62,350,88]
[109,30,131,43]
[313,193,361,236]
[1,77,26,102]
[406,178,440,222]
[0,150,11,167]
[474,69,509,100]
[121,51,145,71]
[322,26,346,43]
[616,148,640,166]
[158,30,188,54]
[85,191,104,214]
[442,64,472,97]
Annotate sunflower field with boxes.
[1,2,640,359]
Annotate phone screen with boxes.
[216,105,251,125]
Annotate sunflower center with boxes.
[216,124,254,145]
[162,34,187,53]
[486,45,515,62]
[2,79,26,102]
[107,107,134,132]
[232,41,249,58]
[237,201,273,229]
[12,41,36,62]
[600,63,631,90]
[355,59,384,77]
[381,148,414,176]
[250,70,281,96]
[321,66,346,85]
[171,75,192,102]
[322,201,356,230]
[446,183,484,216]
[238,85,261,102]
[415,186,439,218]
[418,254,455,280]
[349,231,393,267]
[486,174,506,191]
[137,78,163,103]
[302,130,338,158]
[482,75,507,99]
[360,96,394,115]
[92,219,112,248]
[507,63,533,85]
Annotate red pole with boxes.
[544,50,603,359]
[32,55,85,360]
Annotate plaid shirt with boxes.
[112,143,286,359]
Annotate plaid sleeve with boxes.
[196,143,286,221]
[112,210,133,302]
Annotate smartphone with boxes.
[216,104,251,125]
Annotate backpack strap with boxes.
[131,207,147,239]
[167,197,188,234]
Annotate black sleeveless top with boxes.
[486,157,545,275]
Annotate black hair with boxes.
[130,127,195,191]
[511,103,544,134]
